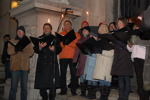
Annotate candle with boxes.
[48,18,50,23]
[86,11,89,22]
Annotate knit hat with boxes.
[98,24,109,34]
[81,21,89,27]
[99,22,102,26]
[17,26,25,33]
[81,26,91,33]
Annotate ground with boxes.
[0,79,139,100]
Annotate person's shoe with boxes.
[71,91,77,96]
[97,95,105,100]
[58,91,67,95]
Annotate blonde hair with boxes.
[98,24,109,34]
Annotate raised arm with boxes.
[133,36,150,46]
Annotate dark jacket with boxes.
[1,41,10,64]
[34,34,62,89]
[111,27,133,77]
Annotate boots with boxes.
[97,86,111,100]
[86,85,92,98]
[79,83,86,97]
[138,88,146,100]
[98,86,105,100]
[145,91,149,100]
[104,86,111,100]
[87,86,97,99]
[49,88,56,100]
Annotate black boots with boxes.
[98,86,111,100]
[86,85,92,98]
[79,83,86,97]
[104,86,111,100]
[98,86,105,100]
[87,86,97,99]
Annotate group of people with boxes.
[1,14,150,100]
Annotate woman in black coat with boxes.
[34,23,62,100]
[111,16,133,100]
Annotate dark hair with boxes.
[43,23,52,30]
[109,22,116,27]
[64,20,72,25]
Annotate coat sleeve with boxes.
[7,43,16,56]
[68,33,81,48]
[126,45,133,52]
[133,36,150,46]
[72,40,80,63]
[55,39,62,54]
[22,43,34,57]
[33,44,40,54]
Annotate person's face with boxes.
[82,29,89,36]
[63,22,72,31]
[109,24,116,31]
[82,23,88,28]
[43,25,51,35]
[117,20,125,29]
[17,30,24,38]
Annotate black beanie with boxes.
[17,26,25,33]
[81,26,91,33]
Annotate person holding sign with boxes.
[8,26,34,100]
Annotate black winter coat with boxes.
[34,34,62,89]
[111,27,134,77]
[1,41,10,64]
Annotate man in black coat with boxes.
[34,23,62,100]
[1,34,11,81]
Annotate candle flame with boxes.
[86,12,89,15]
[48,18,50,23]
[62,14,64,18]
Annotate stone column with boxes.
[4,0,82,100]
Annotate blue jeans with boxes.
[99,80,111,86]
[118,76,131,99]
[80,75,85,83]
[87,80,98,86]
[9,70,28,100]
[4,62,11,80]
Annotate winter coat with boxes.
[83,54,98,81]
[59,29,81,59]
[132,36,150,91]
[93,50,114,82]
[111,27,134,77]
[1,41,10,64]
[7,38,34,71]
[111,41,133,77]
[73,36,90,77]
[34,34,62,89]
